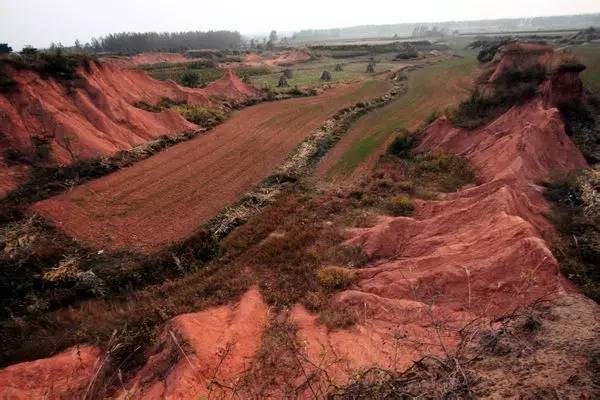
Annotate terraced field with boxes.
[317,55,478,181]
[34,79,390,253]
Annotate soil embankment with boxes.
[243,49,312,66]
[34,80,391,252]
[0,61,260,197]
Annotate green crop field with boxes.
[142,61,225,86]
[570,44,600,95]
[250,52,410,91]
[321,54,478,180]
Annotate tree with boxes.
[181,71,200,88]
[269,30,278,43]
[20,45,38,57]
[0,43,12,54]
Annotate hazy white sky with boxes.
[1,0,599,49]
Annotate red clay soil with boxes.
[285,98,588,389]
[243,49,312,66]
[117,287,267,399]
[205,68,262,99]
[0,62,259,196]
[33,80,390,252]
[0,345,100,399]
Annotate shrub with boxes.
[180,71,199,87]
[388,132,416,157]
[544,169,600,302]
[316,266,356,291]
[558,98,600,163]
[384,195,415,216]
[0,43,12,54]
[173,105,225,126]
[0,71,16,92]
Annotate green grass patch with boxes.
[570,44,600,96]
[325,55,477,179]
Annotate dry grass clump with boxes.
[239,315,302,397]
[172,104,225,126]
[316,266,357,291]
[384,195,415,217]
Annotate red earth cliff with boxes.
[0,345,101,399]
[0,61,260,197]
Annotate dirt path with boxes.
[316,56,477,183]
[33,80,390,253]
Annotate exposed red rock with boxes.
[292,90,588,391]
[0,345,101,399]
[205,68,262,100]
[118,287,267,399]
[0,61,260,196]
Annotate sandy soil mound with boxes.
[0,61,260,196]
[118,287,267,399]
[269,49,312,66]
[243,49,312,66]
[205,68,262,100]
[0,345,101,399]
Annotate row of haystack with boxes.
[277,63,376,87]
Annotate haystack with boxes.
[278,75,289,87]
[321,70,332,81]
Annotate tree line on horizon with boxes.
[2,30,244,56]
[84,30,243,54]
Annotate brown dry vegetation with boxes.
[0,126,475,396]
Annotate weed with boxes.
[387,131,416,157]
[316,266,357,291]
[384,195,415,216]
[173,104,225,126]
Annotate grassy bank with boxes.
[321,54,477,180]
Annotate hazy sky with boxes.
[1,0,599,49]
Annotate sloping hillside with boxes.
[0,60,260,196]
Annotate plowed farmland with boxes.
[34,79,390,252]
